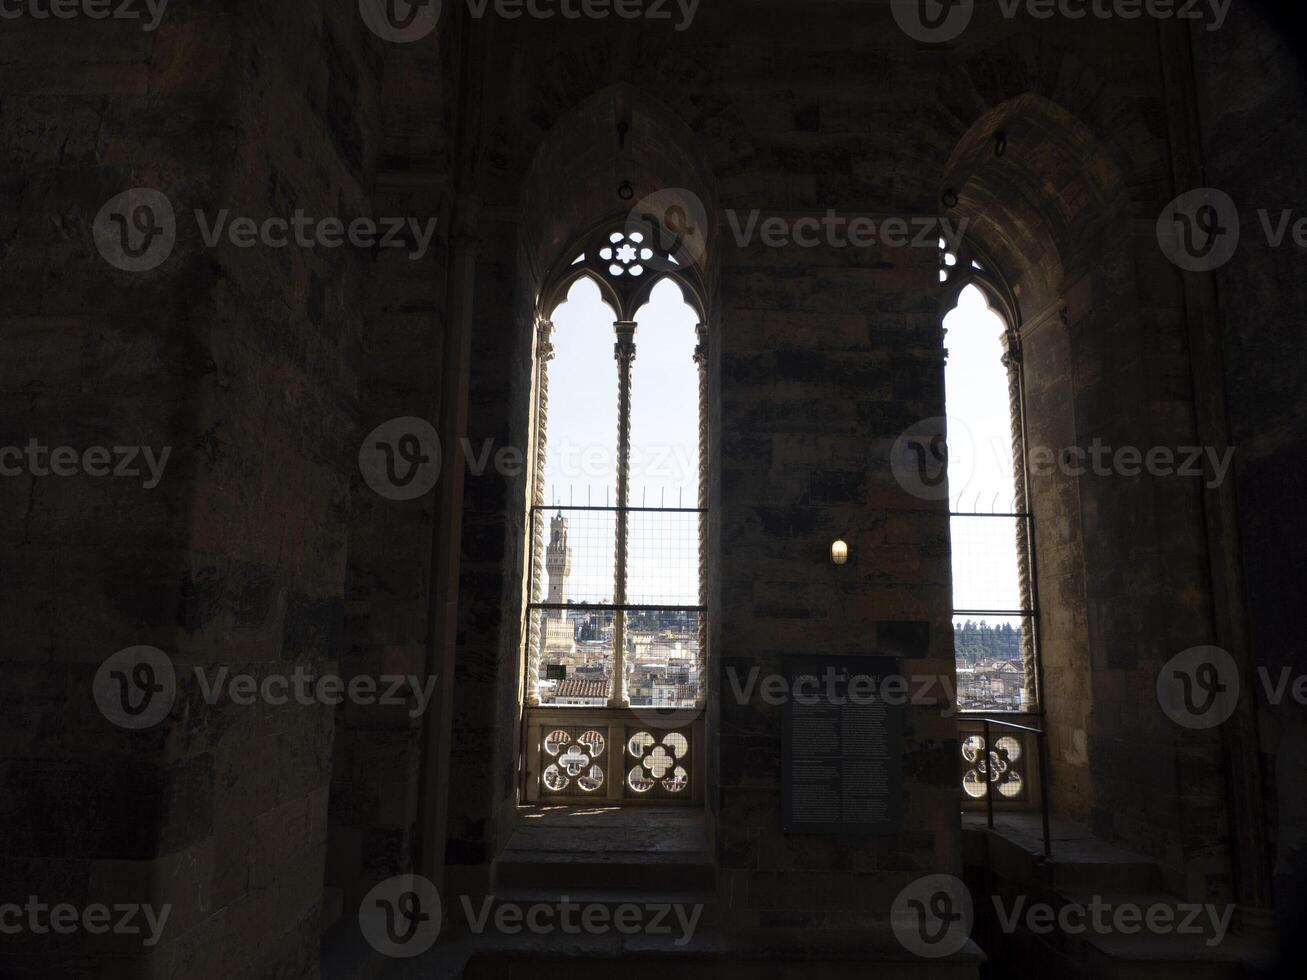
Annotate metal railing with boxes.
[974,716,1052,861]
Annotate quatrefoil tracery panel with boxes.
[626,730,690,795]
[542,728,607,795]
[961,734,1026,801]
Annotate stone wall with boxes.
[448,1,1236,923]
[1191,0,1307,955]
[2,1,1298,973]
[442,209,527,890]
[326,21,453,922]
[1,2,380,975]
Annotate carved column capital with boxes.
[1001,328,1022,366]
[693,322,708,367]
[537,318,555,363]
[613,320,637,364]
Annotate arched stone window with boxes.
[939,239,1040,720]
[519,207,709,802]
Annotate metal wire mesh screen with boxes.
[948,514,1027,613]
[532,507,616,605]
[626,509,702,606]
[625,610,703,708]
[954,613,1031,711]
[528,503,705,710]
[531,608,615,705]
[529,505,705,610]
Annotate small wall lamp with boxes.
[830,539,849,565]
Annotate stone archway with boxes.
[940,88,1238,904]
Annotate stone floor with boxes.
[325,805,996,979]
[501,804,711,860]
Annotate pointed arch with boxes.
[939,92,1127,324]
[539,212,710,324]
[519,83,717,299]
[514,87,717,807]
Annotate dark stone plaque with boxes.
[875,620,930,659]
[781,656,905,834]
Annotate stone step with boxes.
[958,814,1263,977]
[1047,857,1162,896]
[455,886,719,933]
[495,850,716,891]
[457,926,985,980]
[463,956,982,980]
[488,885,718,910]
[1082,928,1257,980]
[1055,891,1235,940]
[964,816,1163,894]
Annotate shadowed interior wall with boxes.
[444,5,1237,923]
[0,2,380,975]
[1,2,1301,976]
[326,20,453,921]
[942,82,1233,900]
[1191,0,1307,955]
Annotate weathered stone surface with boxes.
[2,1,1301,975]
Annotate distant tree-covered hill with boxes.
[953,620,1023,663]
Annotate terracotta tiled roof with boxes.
[552,679,609,699]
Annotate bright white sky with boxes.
[944,283,1018,513]
[544,275,700,604]
[944,283,1024,614]
[542,274,1024,616]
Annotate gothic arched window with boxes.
[523,213,708,715]
[940,241,1039,716]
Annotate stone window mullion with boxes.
[694,322,709,706]
[1002,330,1038,711]
[524,318,555,707]
[610,319,637,708]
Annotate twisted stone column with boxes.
[1001,329,1038,710]
[610,320,637,708]
[694,323,709,707]
[523,318,554,707]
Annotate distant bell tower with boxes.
[545,512,571,612]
